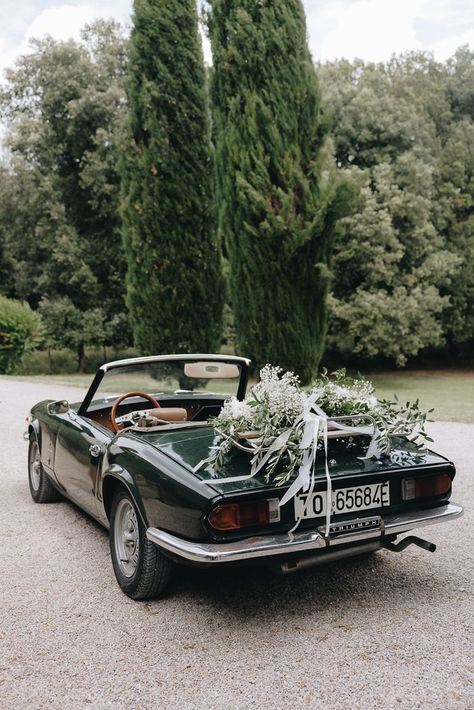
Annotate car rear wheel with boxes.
[109,490,172,600]
[28,437,62,503]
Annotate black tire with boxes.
[28,436,62,503]
[109,489,172,600]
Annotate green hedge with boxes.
[12,347,139,375]
[0,296,43,374]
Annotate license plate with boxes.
[294,482,390,520]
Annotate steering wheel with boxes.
[110,391,160,433]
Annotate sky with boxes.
[0,0,473,78]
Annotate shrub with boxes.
[0,296,43,373]
[12,347,139,375]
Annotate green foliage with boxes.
[0,21,130,364]
[320,52,473,364]
[446,46,474,121]
[435,117,474,348]
[120,0,223,354]
[12,347,138,376]
[327,163,458,365]
[313,368,433,456]
[0,296,42,373]
[204,365,432,487]
[375,395,433,456]
[208,0,352,384]
[38,296,102,347]
[0,171,15,297]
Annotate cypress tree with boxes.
[121,0,222,354]
[209,0,350,382]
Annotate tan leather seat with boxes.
[147,407,187,422]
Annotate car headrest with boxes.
[147,407,187,422]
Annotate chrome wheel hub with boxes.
[29,441,41,491]
[114,499,140,578]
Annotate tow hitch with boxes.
[383,535,436,554]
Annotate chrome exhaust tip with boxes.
[278,540,383,574]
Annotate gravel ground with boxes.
[0,378,473,710]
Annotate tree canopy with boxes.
[320,49,474,365]
[0,20,129,369]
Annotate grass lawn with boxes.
[2,369,473,424]
[2,373,94,388]
[368,370,474,424]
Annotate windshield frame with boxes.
[77,353,251,416]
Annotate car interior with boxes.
[86,394,228,433]
[83,359,242,434]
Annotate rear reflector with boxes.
[208,498,280,531]
[402,473,452,501]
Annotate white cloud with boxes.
[308,0,425,62]
[0,2,131,77]
[24,4,101,44]
[304,0,473,63]
[429,26,474,59]
[0,45,19,78]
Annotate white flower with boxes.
[230,398,244,418]
[207,365,430,484]
[368,395,378,410]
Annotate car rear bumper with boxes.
[146,502,463,565]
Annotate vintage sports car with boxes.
[27,354,463,599]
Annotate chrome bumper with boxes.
[146,502,463,565]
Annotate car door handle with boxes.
[89,444,101,458]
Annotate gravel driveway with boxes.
[1,378,472,710]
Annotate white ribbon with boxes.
[195,398,382,536]
[278,399,332,537]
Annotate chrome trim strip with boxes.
[146,502,463,564]
[379,504,463,535]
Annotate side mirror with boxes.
[47,400,70,415]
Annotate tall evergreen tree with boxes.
[208,0,350,382]
[121,0,222,354]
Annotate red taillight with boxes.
[208,503,241,530]
[208,499,279,531]
[402,473,452,501]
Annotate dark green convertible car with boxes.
[27,354,463,599]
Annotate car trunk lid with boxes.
[136,425,450,495]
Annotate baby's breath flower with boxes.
[206,365,431,482]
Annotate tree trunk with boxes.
[77,342,85,373]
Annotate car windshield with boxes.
[89,358,243,406]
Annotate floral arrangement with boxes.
[203,365,432,487]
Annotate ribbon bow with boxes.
[195,396,381,535]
